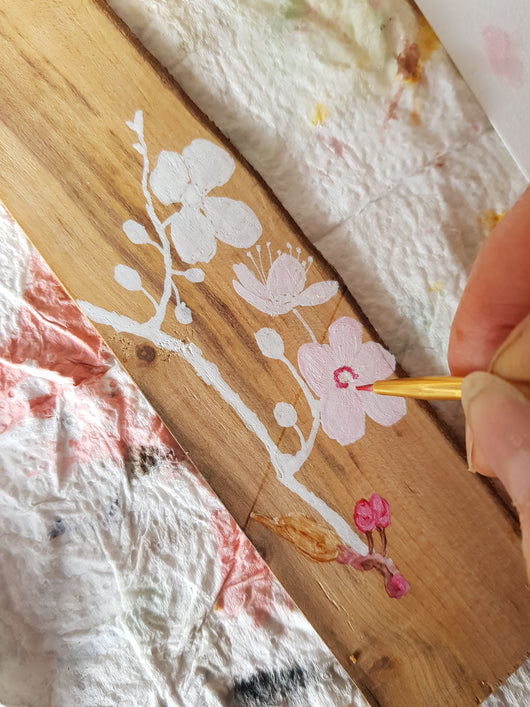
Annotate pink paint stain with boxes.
[318,134,351,165]
[482,25,523,87]
[211,508,293,626]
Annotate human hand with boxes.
[448,187,530,576]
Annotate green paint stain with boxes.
[283,0,309,21]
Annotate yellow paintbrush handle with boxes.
[372,376,464,400]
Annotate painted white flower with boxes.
[233,244,338,316]
[150,140,262,264]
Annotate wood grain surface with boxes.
[0,2,529,704]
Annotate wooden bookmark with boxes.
[0,2,528,704]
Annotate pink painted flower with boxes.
[385,572,409,599]
[298,317,406,445]
[233,244,338,316]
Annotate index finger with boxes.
[448,186,530,375]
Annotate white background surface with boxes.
[417,0,530,178]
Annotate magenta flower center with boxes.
[333,365,359,389]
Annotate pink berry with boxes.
[353,498,376,533]
[385,572,410,599]
[369,493,391,528]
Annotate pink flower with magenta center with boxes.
[298,317,406,445]
[232,244,338,316]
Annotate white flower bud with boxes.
[255,328,284,359]
[122,220,150,244]
[274,402,297,428]
[184,268,205,283]
[114,264,142,291]
[175,302,192,324]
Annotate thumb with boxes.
[462,372,530,577]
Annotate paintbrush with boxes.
[357,376,465,400]
[360,376,530,400]
[365,375,530,401]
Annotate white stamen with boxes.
[266,242,273,267]
[255,244,267,282]
[246,251,265,284]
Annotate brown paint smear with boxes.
[251,513,342,562]
[396,18,440,85]
[388,12,441,125]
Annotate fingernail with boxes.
[464,422,476,472]
[490,313,530,384]
[462,372,497,475]
[462,372,530,503]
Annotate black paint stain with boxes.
[125,446,164,480]
[108,497,120,517]
[48,517,65,540]
[136,344,156,363]
[233,665,307,706]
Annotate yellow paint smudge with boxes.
[311,102,329,125]
[428,281,443,292]
[410,109,421,126]
[416,15,440,62]
[480,209,505,233]
[251,512,341,562]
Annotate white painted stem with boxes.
[279,354,320,418]
[131,122,175,331]
[76,301,366,551]
[292,308,317,343]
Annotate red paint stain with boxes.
[0,251,184,477]
[4,253,111,385]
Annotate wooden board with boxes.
[0,2,528,704]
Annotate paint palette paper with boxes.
[1,2,529,704]
[416,0,530,179]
